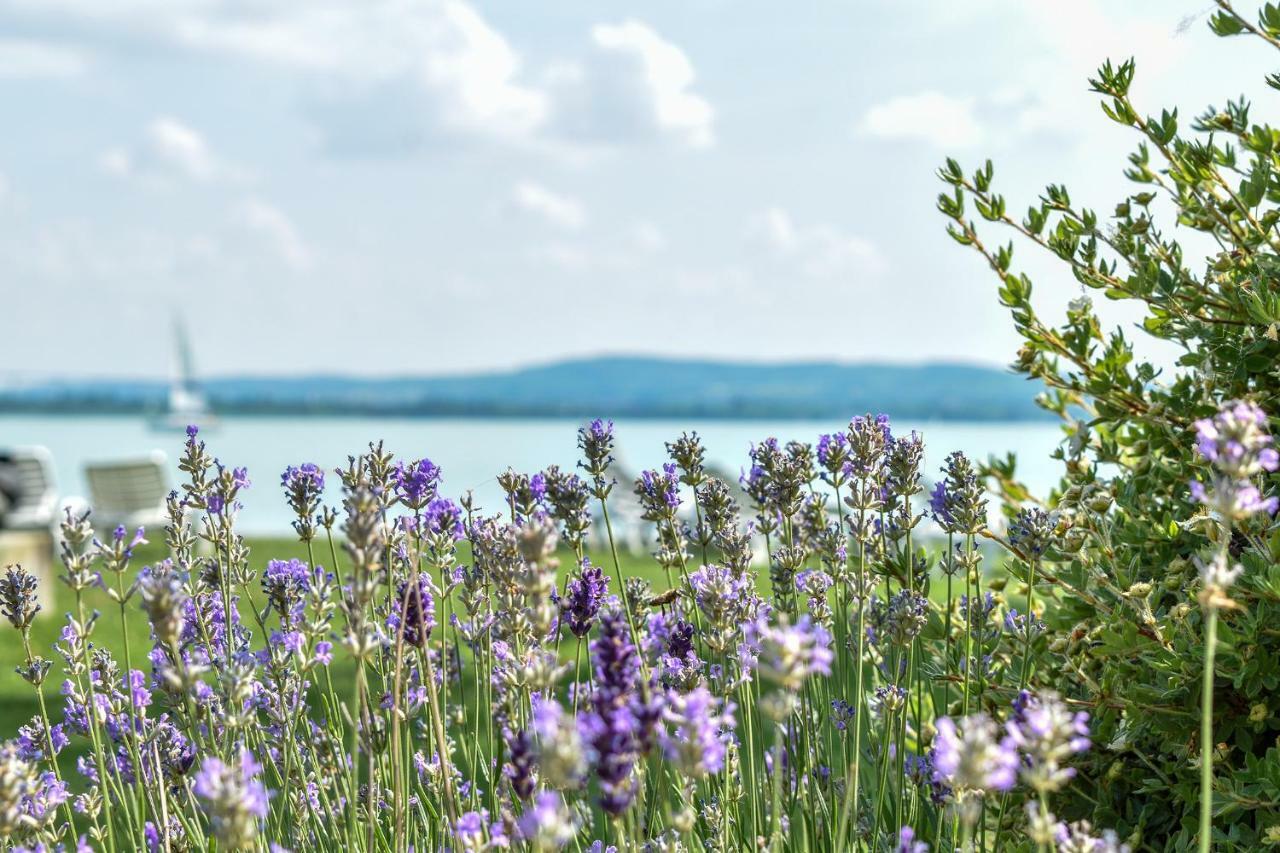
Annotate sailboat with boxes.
[150,316,218,432]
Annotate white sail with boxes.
[152,315,217,430]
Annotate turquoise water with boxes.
[0,415,1066,534]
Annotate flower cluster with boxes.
[0,417,1140,852]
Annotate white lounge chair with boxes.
[1,446,58,531]
[85,451,170,535]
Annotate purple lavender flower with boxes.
[1005,690,1090,793]
[752,614,834,692]
[635,464,681,520]
[688,563,758,654]
[817,432,850,478]
[563,559,609,638]
[389,574,437,647]
[578,419,616,495]
[530,697,587,789]
[894,826,929,853]
[505,727,537,800]
[0,566,41,630]
[1009,507,1057,557]
[660,686,735,778]
[1191,401,1280,520]
[281,463,325,516]
[393,458,441,508]
[455,809,503,851]
[193,749,269,849]
[262,558,311,625]
[928,480,951,526]
[423,497,465,540]
[313,641,333,666]
[517,790,577,850]
[584,609,641,814]
[931,714,1018,811]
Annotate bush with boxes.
[938,4,1280,847]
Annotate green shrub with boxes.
[938,4,1280,847]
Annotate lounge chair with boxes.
[0,446,59,531]
[84,451,170,535]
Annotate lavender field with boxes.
[7,2,1280,851]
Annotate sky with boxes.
[1,0,1275,379]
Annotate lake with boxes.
[1,415,1066,534]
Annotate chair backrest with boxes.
[3,447,57,525]
[85,452,169,516]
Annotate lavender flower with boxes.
[423,497,465,540]
[530,697,587,789]
[578,419,616,497]
[689,563,758,654]
[660,686,735,777]
[931,714,1017,818]
[518,790,577,851]
[1006,690,1090,793]
[585,610,640,814]
[138,563,188,650]
[1197,551,1245,611]
[1053,819,1132,852]
[393,458,441,509]
[666,431,707,486]
[261,558,311,625]
[1191,401,1280,520]
[635,464,682,521]
[193,749,269,850]
[895,826,929,853]
[281,463,325,538]
[0,566,40,630]
[542,465,592,546]
[752,614,833,718]
[562,560,609,638]
[1009,507,1058,557]
[934,451,988,535]
[389,574,437,647]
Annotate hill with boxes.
[0,356,1046,420]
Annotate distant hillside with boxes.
[0,356,1047,420]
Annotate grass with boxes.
[0,535,674,740]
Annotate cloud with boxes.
[748,207,886,278]
[582,20,714,149]
[511,181,586,230]
[0,2,711,155]
[861,2,1191,152]
[236,198,312,270]
[0,38,88,78]
[101,117,241,184]
[860,91,984,148]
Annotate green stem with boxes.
[1199,606,1219,853]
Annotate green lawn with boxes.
[0,535,675,739]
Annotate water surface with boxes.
[1,415,1066,533]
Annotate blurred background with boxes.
[1,0,1270,542]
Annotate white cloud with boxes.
[860,91,984,148]
[0,38,88,78]
[748,207,886,278]
[588,20,714,149]
[861,2,1191,152]
[512,181,586,230]
[0,2,712,155]
[237,198,312,270]
[102,117,239,184]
